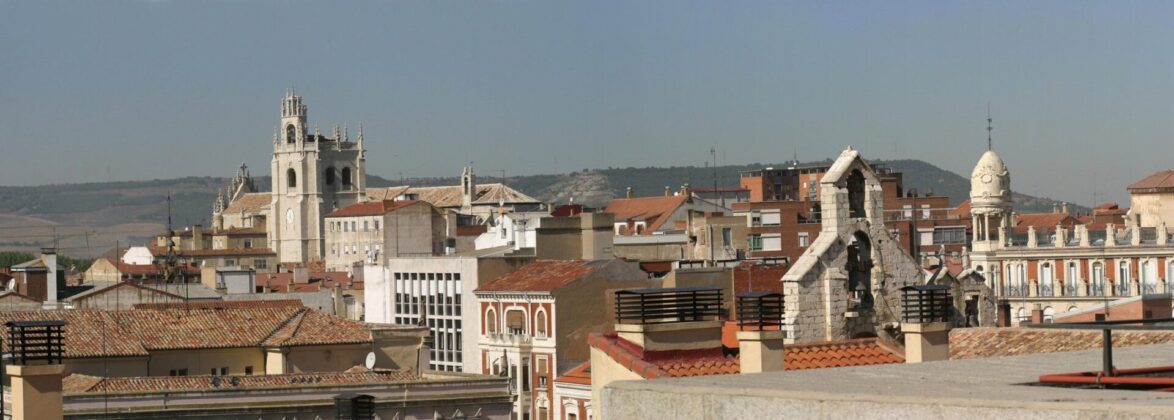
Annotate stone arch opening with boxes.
[287,168,297,189]
[286,124,296,144]
[846,231,873,310]
[847,169,866,218]
[325,167,336,186]
[342,167,352,187]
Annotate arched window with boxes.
[485,308,497,334]
[1117,260,1132,296]
[1016,307,1026,323]
[1043,307,1055,323]
[1066,262,1079,296]
[286,124,296,144]
[847,169,866,218]
[1141,259,1158,294]
[1039,262,1054,297]
[1091,262,1105,296]
[342,167,352,187]
[535,310,547,338]
[325,167,336,186]
[287,168,297,188]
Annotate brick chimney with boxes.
[1030,303,1045,324]
[900,285,951,363]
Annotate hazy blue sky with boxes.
[3,1,1173,206]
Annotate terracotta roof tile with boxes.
[603,196,688,235]
[222,193,270,214]
[1127,170,1174,192]
[950,327,1174,359]
[325,199,425,218]
[476,260,609,293]
[1014,213,1082,234]
[132,300,304,310]
[554,361,592,386]
[64,370,417,394]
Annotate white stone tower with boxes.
[969,110,1013,254]
[268,90,367,264]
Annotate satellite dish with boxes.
[364,352,376,369]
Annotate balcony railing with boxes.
[1005,285,1028,297]
[1038,284,1054,297]
[882,208,961,222]
[615,286,724,324]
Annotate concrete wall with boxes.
[1130,192,1174,228]
[285,344,371,373]
[589,346,642,417]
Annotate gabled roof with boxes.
[325,199,426,218]
[366,183,540,208]
[222,192,271,214]
[65,281,185,302]
[603,196,688,234]
[0,306,372,358]
[0,291,39,303]
[475,260,610,293]
[1127,170,1174,192]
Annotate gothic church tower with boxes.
[268,90,367,264]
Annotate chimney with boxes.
[664,186,672,197]
[613,287,724,353]
[736,292,786,374]
[6,320,67,420]
[1106,223,1117,247]
[41,248,57,308]
[293,267,310,284]
[626,186,633,199]
[1030,303,1045,324]
[996,300,1012,327]
[1052,203,1059,214]
[680,183,691,197]
[1061,202,1069,215]
[900,285,951,363]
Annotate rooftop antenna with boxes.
[986,102,993,151]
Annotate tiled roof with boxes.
[603,196,688,235]
[220,227,267,235]
[949,327,1174,360]
[475,260,609,293]
[257,271,360,292]
[325,199,424,218]
[148,245,277,258]
[222,193,270,214]
[0,306,372,358]
[554,361,592,386]
[592,329,905,380]
[65,281,184,302]
[950,200,971,219]
[64,370,418,394]
[1014,213,1082,234]
[1127,170,1174,192]
[0,291,39,303]
[366,183,540,208]
[132,300,304,310]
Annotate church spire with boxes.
[357,121,364,149]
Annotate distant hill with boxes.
[0,159,1086,258]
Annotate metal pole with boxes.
[1103,328,1113,376]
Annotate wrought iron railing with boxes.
[1065,283,1079,297]
[736,292,784,331]
[1005,285,1028,297]
[1116,281,1132,297]
[1038,284,1054,297]
[901,285,950,323]
[1089,283,1105,297]
[615,286,724,324]
[5,320,66,366]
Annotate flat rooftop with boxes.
[603,343,1174,419]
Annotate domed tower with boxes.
[969,115,1013,253]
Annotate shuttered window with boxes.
[506,310,524,334]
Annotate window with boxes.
[1091,262,1105,296]
[506,310,525,335]
[1039,262,1054,297]
[364,221,369,231]
[245,366,253,375]
[761,233,782,252]
[932,227,966,245]
[535,310,547,338]
[760,211,781,226]
[721,228,732,248]
[486,309,498,334]
[748,234,763,251]
[287,168,297,188]
[351,221,356,232]
[325,167,336,185]
[750,211,762,227]
[374,220,380,231]
[286,124,296,144]
[169,368,188,376]
[243,239,252,249]
[254,259,267,269]
[220,367,228,375]
[798,232,810,248]
[342,167,352,187]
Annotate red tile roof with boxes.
[950,200,972,219]
[222,193,271,214]
[257,271,360,292]
[132,300,304,310]
[220,227,267,235]
[1128,170,1174,192]
[589,330,904,380]
[0,306,372,358]
[1014,213,1082,234]
[476,260,608,293]
[950,327,1174,360]
[604,196,688,235]
[325,199,424,218]
[148,246,276,258]
[64,370,418,394]
[554,361,592,386]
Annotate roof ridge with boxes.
[262,307,309,347]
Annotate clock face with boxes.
[285,209,295,224]
[981,173,994,184]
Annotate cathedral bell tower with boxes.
[268,90,367,264]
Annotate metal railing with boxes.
[615,286,724,324]
[5,320,66,366]
[901,285,950,323]
[736,292,784,331]
[1005,284,1028,297]
[1038,284,1054,297]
